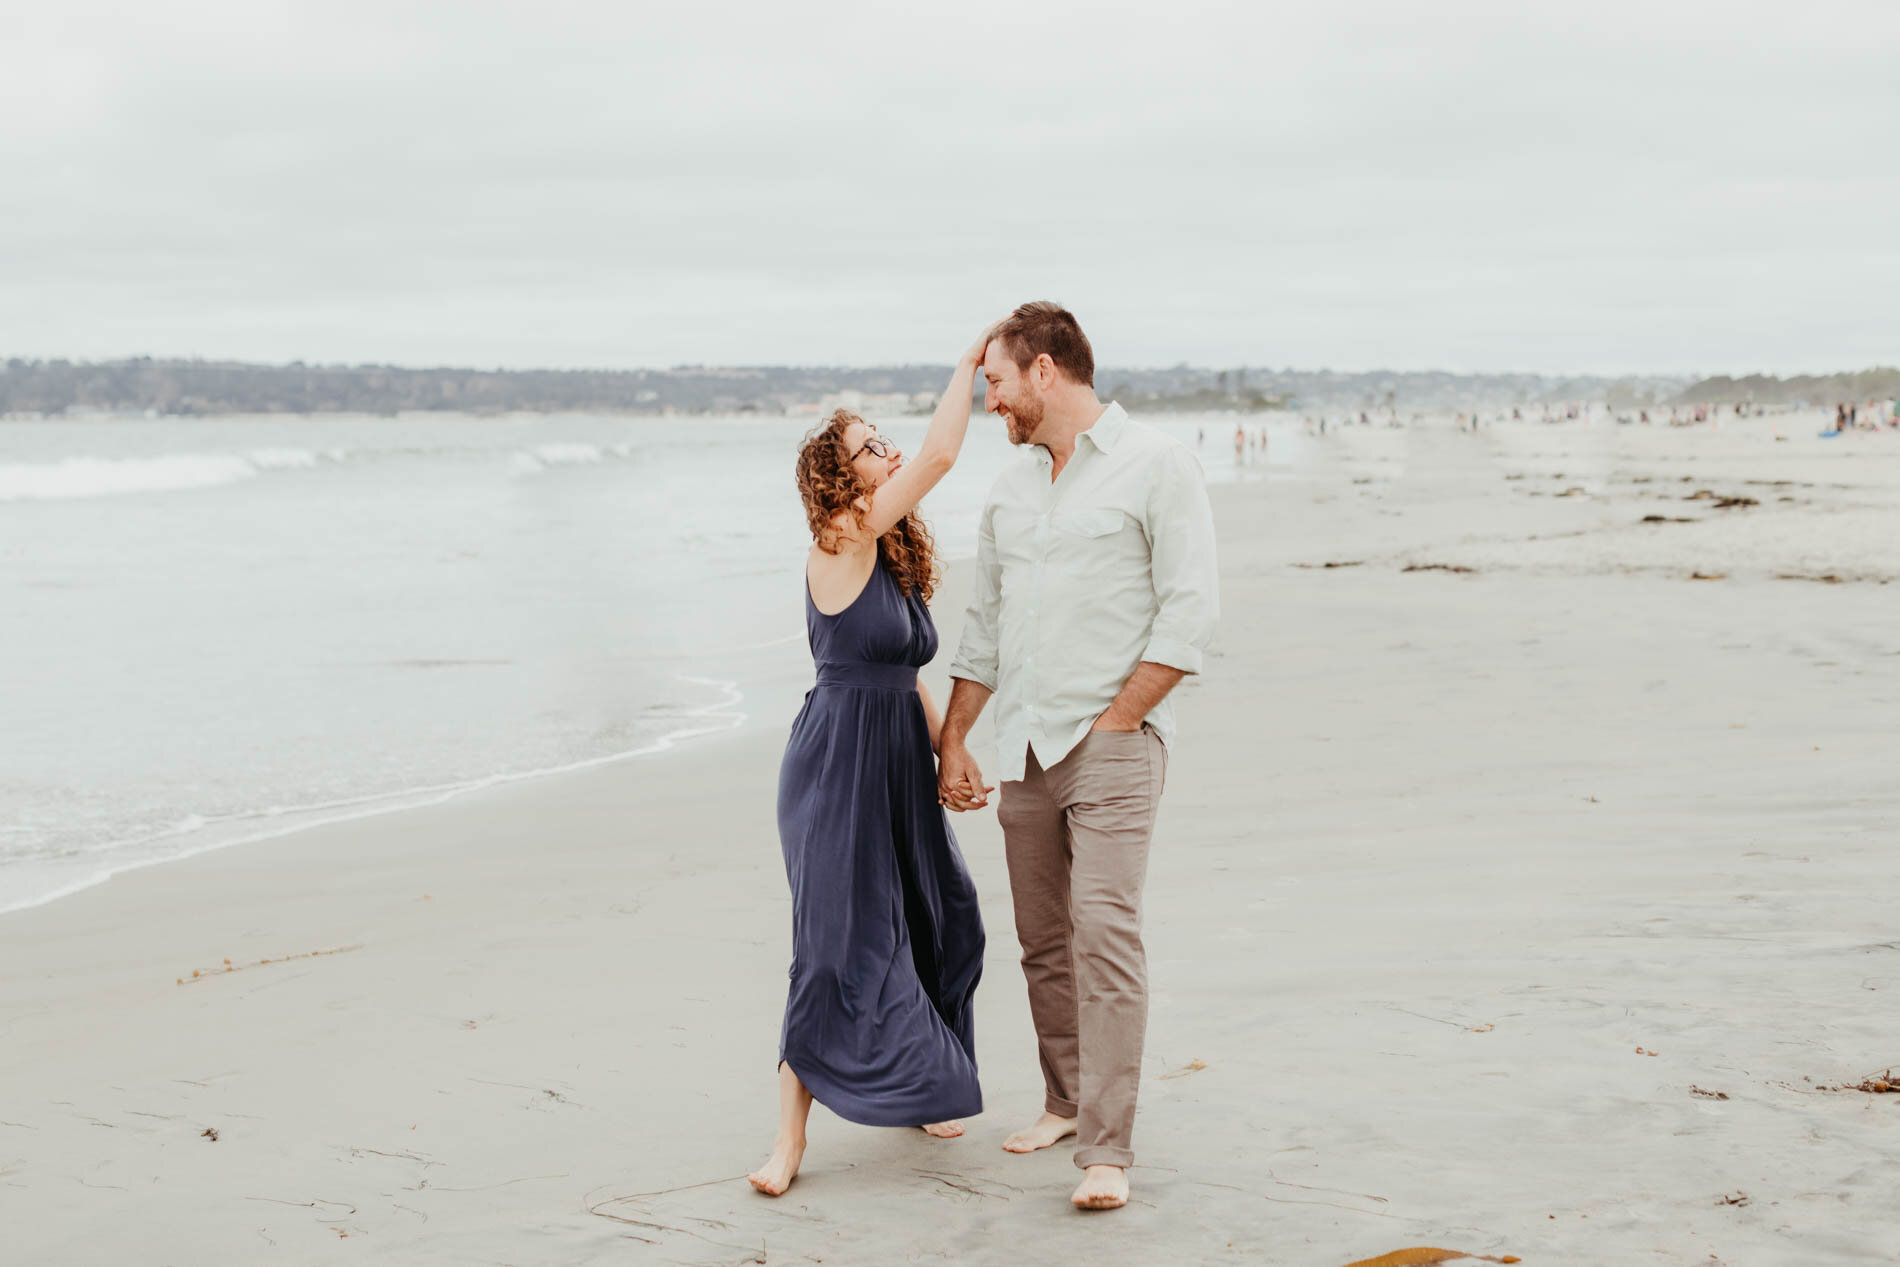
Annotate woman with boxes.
[748,328,992,1197]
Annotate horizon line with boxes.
[11,354,1897,382]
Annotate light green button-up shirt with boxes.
[948,402,1220,783]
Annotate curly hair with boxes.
[794,409,938,602]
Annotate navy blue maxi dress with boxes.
[775,557,985,1126]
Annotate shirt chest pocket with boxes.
[1053,506,1140,578]
[1057,507,1127,539]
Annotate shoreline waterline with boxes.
[0,543,983,920]
[0,672,752,918]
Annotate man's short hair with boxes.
[994,301,1094,388]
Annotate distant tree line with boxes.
[12,355,1874,418]
[0,357,838,416]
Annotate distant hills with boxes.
[1662,368,1900,406]
[2,356,1889,418]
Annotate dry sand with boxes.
[3,413,1896,1266]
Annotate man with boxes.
[938,302,1219,1211]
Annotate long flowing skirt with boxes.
[774,684,984,1125]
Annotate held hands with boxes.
[936,741,994,812]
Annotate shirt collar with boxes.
[1078,401,1128,454]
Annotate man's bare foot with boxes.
[920,1120,964,1138]
[1001,1110,1077,1153]
[1071,1164,1128,1210]
[746,1135,806,1197]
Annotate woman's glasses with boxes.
[850,434,894,461]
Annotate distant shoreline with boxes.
[4,357,1892,419]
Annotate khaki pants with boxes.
[997,725,1168,1170]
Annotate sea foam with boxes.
[509,442,608,473]
[0,449,327,501]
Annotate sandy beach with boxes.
[3,414,1896,1266]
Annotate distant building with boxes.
[814,389,924,417]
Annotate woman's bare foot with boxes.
[746,1134,806,1197]
[920,1120,964,1138]
[1001,1110,1077,1153]
[1071,1164,1128,1210]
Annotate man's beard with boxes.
[1003,393,1043,445]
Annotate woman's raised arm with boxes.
[857,325,994,538]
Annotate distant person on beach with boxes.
[747,323,998,1198]
[1233,423,1246,464]
[937,302,1220,1211]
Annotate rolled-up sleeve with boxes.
[948,498,1003,691]
[1141,444,1220,674]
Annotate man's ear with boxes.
[1035,353,1056,389]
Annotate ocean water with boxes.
[0,410,1299,913]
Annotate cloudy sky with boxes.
[5,0,1897,374]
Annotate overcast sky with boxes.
[4,0,1897,375]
